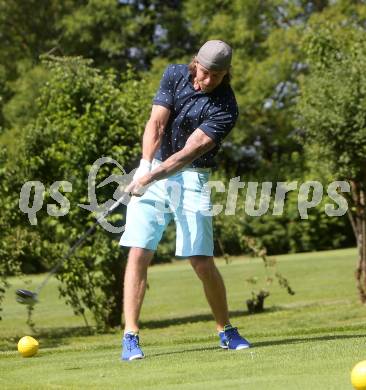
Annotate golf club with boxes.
[16,192,130,306]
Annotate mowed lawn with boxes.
[1,247,366,389]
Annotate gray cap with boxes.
[196,40,232,71]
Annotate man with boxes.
[120,40,251,361]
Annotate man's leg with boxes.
[189,255,230,332]
[123,247,154,333]
[189,255,251,350]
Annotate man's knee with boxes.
[190,256,216,280]
[127,247,154,266]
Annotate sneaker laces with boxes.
[224,326,239,341]
[125,334,139,352]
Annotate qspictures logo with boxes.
[18,157,350,233]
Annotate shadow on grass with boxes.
[139,309,268,329]
[150,345,219,358]
[0,326,96,351]
[253,333,366,348]
[139,306,285,329]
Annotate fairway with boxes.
[1,247,366,389]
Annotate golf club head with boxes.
[16,289,38,305]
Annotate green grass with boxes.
[1,247,366,389]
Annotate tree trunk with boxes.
[349,180,366,303]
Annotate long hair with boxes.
[188,57,231,85]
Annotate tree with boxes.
[297,15,366,302]
[59,0,194,70]
[0,0,194,129]
[0,0,78,128]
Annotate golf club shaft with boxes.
[35,193,130,295]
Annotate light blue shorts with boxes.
[119,159,213,257]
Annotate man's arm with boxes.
[142,128,216,184]
[125,128,215,195]
[141,105,171,162]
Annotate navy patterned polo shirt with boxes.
[152,64,239,168]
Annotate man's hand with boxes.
[125,179,144,197]
[125,173,152,197]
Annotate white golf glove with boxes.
[133,159,152,181]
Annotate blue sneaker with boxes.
[219,325,251,350]
[121,332,145,361]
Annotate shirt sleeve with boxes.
[152,65,174,109]
[199,100,239,145]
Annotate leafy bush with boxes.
[1,55,150,329]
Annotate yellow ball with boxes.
[352,361,366,390]
[17,336,39,357]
